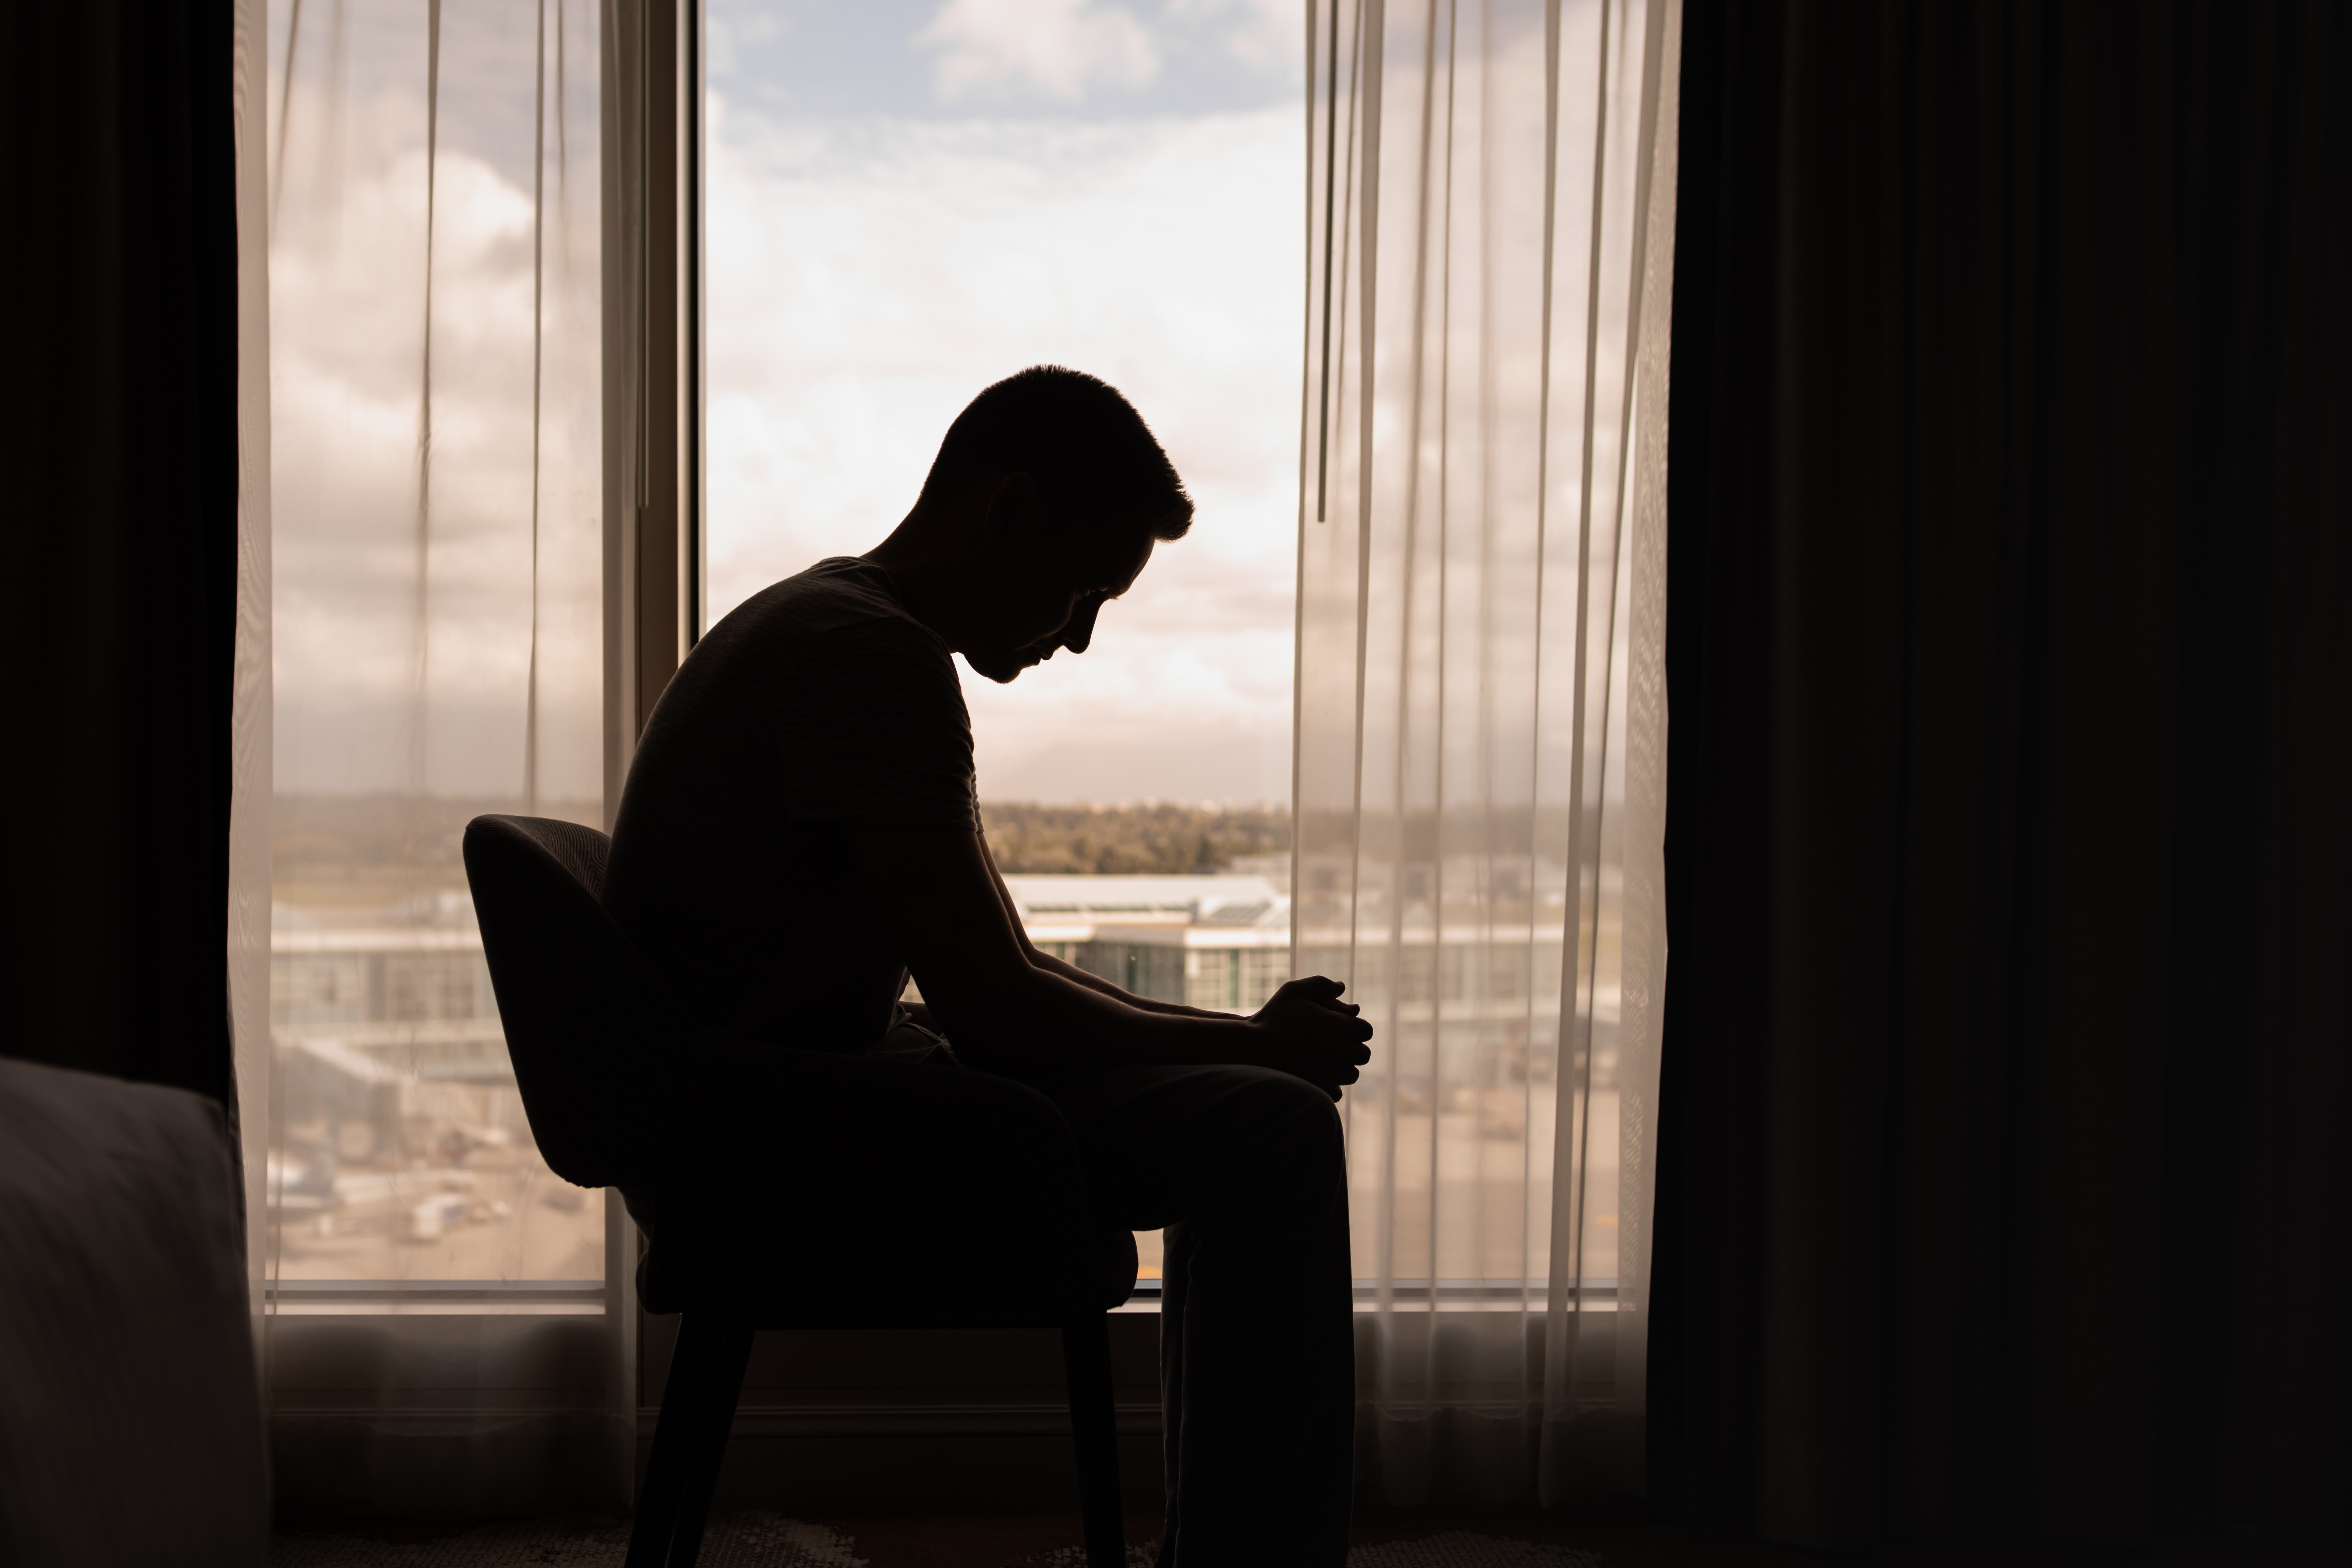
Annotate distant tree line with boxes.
[269,793,1294,893]
[980,800,1292,875]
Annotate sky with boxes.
[704,0,1307,804]
[266,0,1306,807]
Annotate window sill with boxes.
[268,1279,608,1315]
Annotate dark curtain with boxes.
[1652,0,2350,1550]
[0,1,240,1116]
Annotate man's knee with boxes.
[1216,1065,1345,1162]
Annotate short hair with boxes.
[920,365,1194,541]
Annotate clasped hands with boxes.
[1245,975,1374,1101]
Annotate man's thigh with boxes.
[1015,1063,1342,1231]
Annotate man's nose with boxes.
[1058,599,1102,654]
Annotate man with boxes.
[603,365,1371,1564]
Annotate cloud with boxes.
[1166,0,1297,72]
[269,68,604,799]
[916,0,1161,103]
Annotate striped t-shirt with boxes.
[604,557,978,1053]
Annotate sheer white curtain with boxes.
[1294,0,1678,1503]
[255,0,625,1510]
[235,0,278,1338]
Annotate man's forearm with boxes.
[980,834,1231,1018]
[935,961,1258,1074]
[850,824,1311,1075]
[1027,947,1234,1018]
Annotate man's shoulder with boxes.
[674,559,963,728]
[715,557,942,656]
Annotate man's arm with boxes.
[845,823,1371,1087]
[976,831,1233,1018]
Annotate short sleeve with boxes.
[774,618,979,829]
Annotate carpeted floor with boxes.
[270,1512,1603,1568]
[270,1505,2336,1568]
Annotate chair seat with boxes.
[635,1203,1139,1326]
[625,1046,1139,1322]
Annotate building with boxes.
[995,874,1293,1014]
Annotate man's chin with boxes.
[965,650,1037,684]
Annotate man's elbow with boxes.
[916,967,1049,1062]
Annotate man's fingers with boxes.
[1266,1048,1362,1085]
[1283,975,1354,1008]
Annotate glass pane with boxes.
[705,3,1307,1285]
[267,0,604,1290]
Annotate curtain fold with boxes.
[1652,0,2352,1548]
[1296,0,1680,1505]
[234,0,279,1343]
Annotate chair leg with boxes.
[1061,1313,1126,1568]
[625,1314,756,1568]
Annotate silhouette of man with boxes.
[603,366,1370,1565]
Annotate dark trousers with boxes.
[1015,1064,1357,1567]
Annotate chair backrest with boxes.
[463,814,668,1191]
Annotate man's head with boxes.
[878,366,1193,683]
[922,365,1194,542]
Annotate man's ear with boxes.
[981,471,1040,542]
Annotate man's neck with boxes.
[864,516,969,651]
